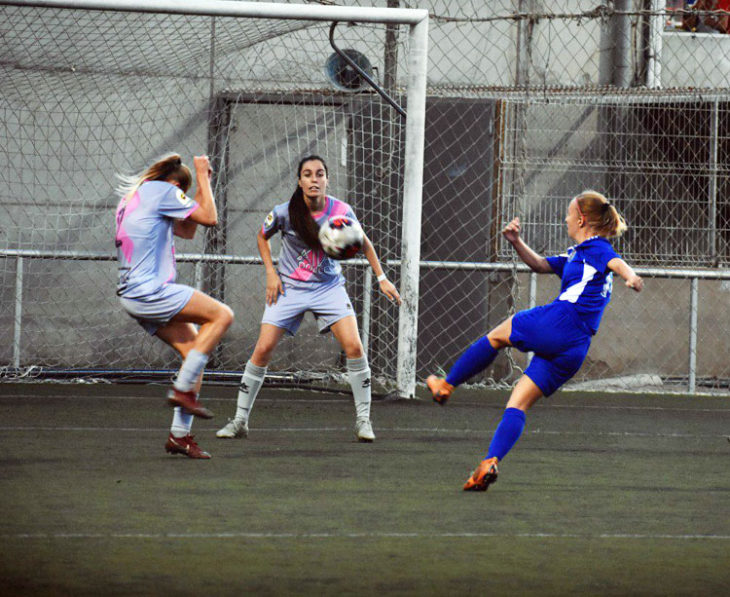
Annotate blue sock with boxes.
[486,408,526,461]
[445,336,498,386]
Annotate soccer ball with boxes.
[318,216,364,260]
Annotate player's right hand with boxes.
[265,271,284,305]
[193,155,211,176]
[501,217,521,242]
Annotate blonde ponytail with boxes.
[116,153,192,201]
[575,190,627,238]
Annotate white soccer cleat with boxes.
[355,418,375,443]
[216,418,249,439]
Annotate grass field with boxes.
[1,382,729,596]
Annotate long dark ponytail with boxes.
[289,155,328,250]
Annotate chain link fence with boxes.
[2,0,730,394]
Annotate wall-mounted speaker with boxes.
[324,49,374,92]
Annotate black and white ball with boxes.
[318,216,364,260]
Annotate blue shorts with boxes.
[510,301,592,397]
[119,283,195,335]
[262,281,355,336]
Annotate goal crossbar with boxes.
[2,0,429,24]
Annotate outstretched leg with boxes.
[428,316,513,404]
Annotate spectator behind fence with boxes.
[682,0,730,34]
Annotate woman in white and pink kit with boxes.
[216,155,400,444]
[115,153,234,459]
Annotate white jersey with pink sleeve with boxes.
[115,180,199,298]
[261,196,358,289]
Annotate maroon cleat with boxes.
[167,388,214,419]
[164,433,211,459]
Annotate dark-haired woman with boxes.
[217,155,400,443]
[427,191,643,491]
[115,153,234,459]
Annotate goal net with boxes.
[0,0,427,395]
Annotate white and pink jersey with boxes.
[115,180,199,298]
[261,196,358,289]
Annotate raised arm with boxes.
[174,155,217,239]
[502,217,552,273]
[362,235,401,304]
[607,257,643,292]
[187,155,217,227]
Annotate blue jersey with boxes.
[545,236,620,335]
[261,196,359,289]
[115,180,199,298]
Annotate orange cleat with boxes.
[167,388,214,419]
[164,433,211,459]
[426,375,454,405]
[463,457,499,491]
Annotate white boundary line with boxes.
[4,531,730,541]
[0,425,725,438]
[3,393,730,412]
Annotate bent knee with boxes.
[486,330,509,349]
[216,303,234,328]
[341,340,364,359]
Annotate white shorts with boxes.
[119,283,195,335]
[262,281,355,336]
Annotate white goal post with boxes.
[1,0,428,398]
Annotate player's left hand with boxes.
[379,279,401,305]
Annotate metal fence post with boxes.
[13,256,24,369]
[689,277,698,393]
[527,271,537,365]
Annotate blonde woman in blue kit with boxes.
[427,191,643,491]
[216,155,400,443]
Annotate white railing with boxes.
[4,248,730,394]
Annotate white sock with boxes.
[171,407,193,438]
[235,360,267,421]
[174,349,208,392]
[347,356,371,420]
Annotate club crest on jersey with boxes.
[176,189,193,206]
